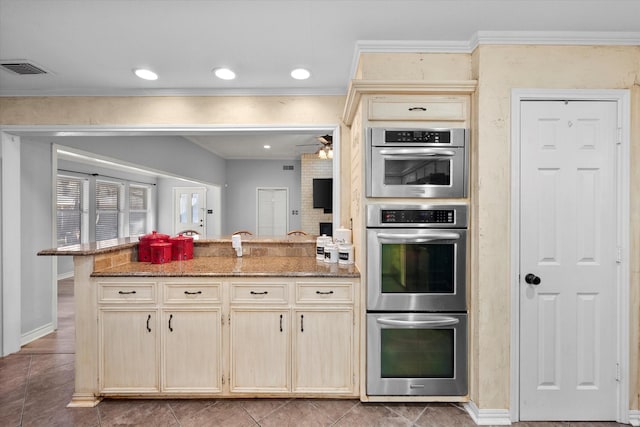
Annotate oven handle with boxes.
[378,148,456,157]
[376,232,460,243]
[376,317,460,327]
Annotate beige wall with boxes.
[473,44,640,410]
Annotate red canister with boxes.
[150,242,172,264]
[169,233,194,260]
[138,231,170,262]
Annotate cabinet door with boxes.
[99,309,159,392]
[162,309,221,393]
[230,309,289,393]
[293,309,353,393]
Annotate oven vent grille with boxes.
[0,61,48,75]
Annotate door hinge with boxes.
[228,314,231,325]
[617,247,623,264]
[617,127,622,145]
[222,374,225,385]
[616,363,621,382]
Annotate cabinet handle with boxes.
[315,290,334,295]
[118,290,136,295]
[408,106,427,111]
[300,314,304,333]
[168,314,173,332]
[146,314,151,332]
[250,291,268,295]
[279,314,283,332]
[184,290,202,295]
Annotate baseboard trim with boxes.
[20,322,54,346]
[464,401,512,425]
[629,410,640,426]
[57,271,74,280]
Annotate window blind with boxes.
[56,177,82,246]
[129,185,148,237]
[96,181,120,241]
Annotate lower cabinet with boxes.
[97,278,358,397]
[162,308,221,392]
[293,308,353,393]
[99,308,159,393]
[230,309,290,393]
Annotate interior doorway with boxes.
[256,187,288,236]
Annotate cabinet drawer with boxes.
[369,96,467,121]
[231,283,288,304]
[163,283,221,304]
[98,282,156,304]
[296,282,353,304]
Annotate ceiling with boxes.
[1,0,639,98]
[2,0,639,161]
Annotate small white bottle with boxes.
[316,234,329,260]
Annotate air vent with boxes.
[0,61,48,75]
[282,165,295,171]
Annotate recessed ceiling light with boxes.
[213,68,236,80]
[290,68,311,80]
[133,68,158,81]
[263,145,271,149]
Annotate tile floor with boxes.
[0,279,628,426]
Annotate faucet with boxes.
[231,234,243,257]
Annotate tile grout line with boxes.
[328,400,361,426]
[166,401,181,427]
[18,355,33,427]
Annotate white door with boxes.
[519,100,618,420]
[174,187,206,236]
[257,188,288,236]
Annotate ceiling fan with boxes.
[295,134,334,159]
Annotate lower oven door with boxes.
[367,313,467,396]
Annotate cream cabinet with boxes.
[97,280,222,395]
[95,277,358,398]
[99,308,159,393]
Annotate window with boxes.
[95,180,122,241]
[56,176,83,246]
[129,185,149,237]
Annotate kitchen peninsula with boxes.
[39,235,360,407]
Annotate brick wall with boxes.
[300,153,333,235]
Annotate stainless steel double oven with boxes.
[366,204,468,396]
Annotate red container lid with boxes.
[169,233,194,243]
[139,230,170,243]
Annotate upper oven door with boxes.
[366,127,468,198]
[367,228,466,312]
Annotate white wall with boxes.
[20,139,54,337]
[225,159,301,235]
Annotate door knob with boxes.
[524,273,541,285]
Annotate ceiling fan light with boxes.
[318,149,327,159]
[214,68,236,80]
[133,68,158,81]
[291,68,311,80]
[327,148,334,159]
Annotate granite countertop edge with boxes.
[90,271,360,278]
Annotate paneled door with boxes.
[257,188,288,236]
[174,187,206,236]
[519,100,618,420]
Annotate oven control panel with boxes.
[385,130,451,144]
[367,204,468,228]
[381,209,454,224]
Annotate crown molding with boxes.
[350,31,640,81]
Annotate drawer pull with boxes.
[184,290,202,295]
[168,314,173,332]
[146,314,152,332]
[408,106,427,111]
[118,290,137,295]
[279,314,283,332]
[315,290,334,295]
[300,314,304,332]
[250,291,269,295]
